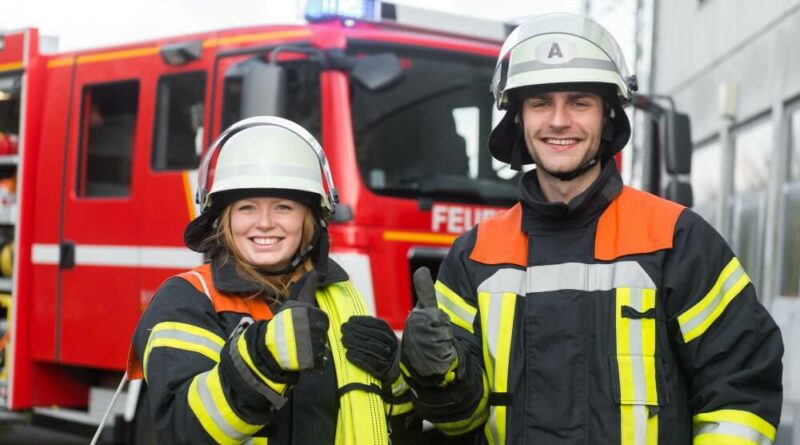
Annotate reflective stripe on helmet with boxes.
[197,116,338,216]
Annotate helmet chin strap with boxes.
[258,224,326,277]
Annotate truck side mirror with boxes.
[665,111,692,175]
[241,62,287,118]
[350,53,403,91]
[665,179,693,207]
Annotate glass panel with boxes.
[350,47,517,206]
[790,107,800,181]
[780,186,800,297]
[732,192,766,294]
[77,81,139,197]
[152,71,206,170]
[733,119,772,193]
[222,59,321,143]
[0,75,21,141]
[691,139,722,206]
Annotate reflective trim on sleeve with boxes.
[188,367,262,445]
[433,372,491,436]
[435,280,477,334]
[693,409,776,445]
[143,322,224,379]
[265,310,299,370]
[615,287,659,445]
[478,291,517,445]
[243,438,269,445]
[678,257,750,343]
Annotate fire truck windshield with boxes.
[350,46,519,206]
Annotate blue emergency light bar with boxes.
[305,0,381,23]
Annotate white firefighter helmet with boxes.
[488,13,636,170]
[185,116,338,253]
[197,116,337,215]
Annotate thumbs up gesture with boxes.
[400,267,459,388]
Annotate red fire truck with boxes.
[0,1,691,442]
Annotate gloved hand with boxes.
[400,267,459,388]
[248,271,330,382]
[341,315,400,385]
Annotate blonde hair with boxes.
[209,204,317,301]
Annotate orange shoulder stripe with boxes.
[181,263,273,321]
[469,203,527,267]
[595,186,684,261]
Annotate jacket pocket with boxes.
[609,287,669,408]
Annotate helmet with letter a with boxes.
[488,13,638,173]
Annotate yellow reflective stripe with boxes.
[434,373,490,436]
[143,322,224,379]
[385,399,414,416]
[243,438,269,445]
[282,312,299,370]
[693,409,776,444]
[679,257,750,343]
[477,291,516,445]
[265,310,298,370]
[435,281,477,334]
[616,288,659,445]
[236,333,286,395]
[188,375,233,445]
[188,368,261,444]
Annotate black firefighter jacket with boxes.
[131,258,414,445]
[420,162,783,445]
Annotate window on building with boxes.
[732,118,773,293]
[77,81,139,197]
[780,107,800,297]
[152,71,206,170]
[691,138,721,226]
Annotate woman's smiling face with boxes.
[229,197,306,270]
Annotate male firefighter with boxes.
[399,12,784,445]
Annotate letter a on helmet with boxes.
[488,13,638,168]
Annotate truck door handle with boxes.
[60,241,75,269]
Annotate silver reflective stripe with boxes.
[509,57,619,75]
[629,289,646,403]
[478,269,526,295]
[477,262,656,294]
[31,243,202,269]
[696,422,773,445]
[628,288,648,445]
[436,289,476,328]
[679,265,746,337]
[148,329,222,357]
[215,163,319,183]
[196,372,249,442]
[273,314,291,368]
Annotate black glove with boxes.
[341,315,400,385]
[247,271,329,382]
[400,268,459,388]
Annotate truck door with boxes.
[57,61,145,368]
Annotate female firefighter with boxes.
[130,116,417,444]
